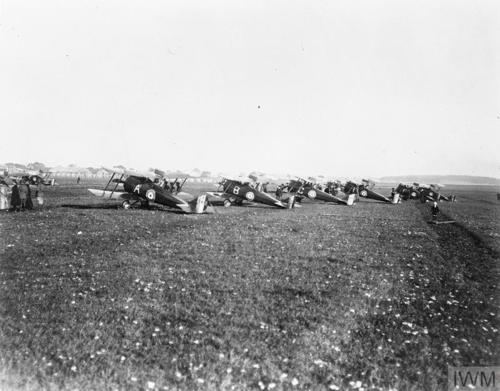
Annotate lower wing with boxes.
[88,189,140,201]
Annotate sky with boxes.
[1,0,499,178]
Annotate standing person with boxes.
[10,182,21,212]
[25,184,34,210]
[18,181,29,210]
[431,201,439,221]
[0,182,9,210]
[275,185,282,200]
[76,176,81,184]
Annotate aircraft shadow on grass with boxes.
[61,203,186,213]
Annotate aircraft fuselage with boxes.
[221,179,286,208]
[123,176,187,209]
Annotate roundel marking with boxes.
[360,190,368,197]
[307,189,317,199]
[146,189,156,201]
[245,191,255,201]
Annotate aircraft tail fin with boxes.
[186,194,214,214]
[346,194,356,206]
[287,195,295,209]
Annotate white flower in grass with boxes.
[146,381,155,389]
[329,385,340,390]
[291,378,299,386]
[70,366,77,372]
[130,377,137,382]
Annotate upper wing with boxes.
[102,166,156,180]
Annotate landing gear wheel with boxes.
[122,201,131,210]
[223,199,232,207]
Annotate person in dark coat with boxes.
[10,183,21,211]
[25,184,33,209]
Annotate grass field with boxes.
[0,182,498,390]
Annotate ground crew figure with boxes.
[76,176,81,184]
[18,182,29,210]
[0,183,9,210]
[431,201,439,221]
[10,183,21,211]
[275,185,282,200]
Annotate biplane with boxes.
[7,169,55,186]
[343,179,397,203]
[207,178,294,209]
[88,167,214,214]
[414,183,451,202]
[287,178,355,206]
[395,183,420,200]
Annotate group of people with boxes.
[157,179,182,193]
[0,179,44,212]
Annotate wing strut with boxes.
[109,174,124,199]
[103,173,116,193]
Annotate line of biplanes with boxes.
[86,167,456,214]
[0,166,456,214]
